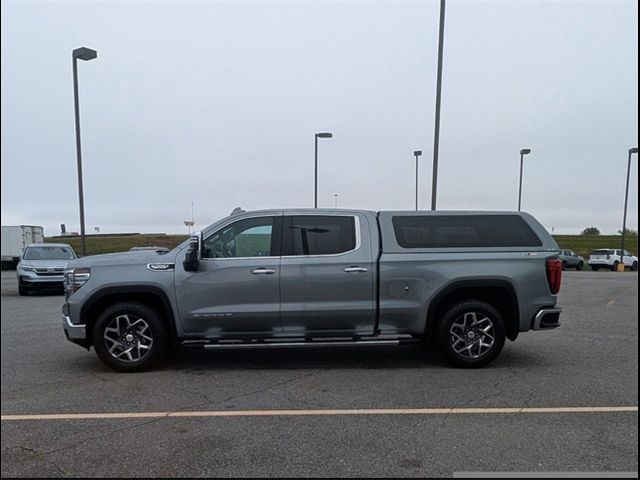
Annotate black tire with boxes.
[18,285,29,296]
[435,299,506,368]
[611,261,619,272]
[561,261,567,271]
[92,302,169,372]
[591,266,599,271]
[576,261,584,271]
[632,262,638,272]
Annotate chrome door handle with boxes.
[344,266,368,273]
[251,268,276,275]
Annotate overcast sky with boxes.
[1,0,638,236]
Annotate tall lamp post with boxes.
[430,0,446,211]
[620,147,638,270]
[72,47,97,256]
[414,150,423,210]
[314,132,333,208]
[517,148,531,211]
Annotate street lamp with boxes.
[430,0,446,211]
[72,47,97,256]
[414,150,423,210]
[517,148,531,211]
[334,193,338,208]
[620,147,638,270]
[314,132,333,208]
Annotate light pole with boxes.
[414,150,423,210]
[72,47,97,256]
[517,148,531,211]
[430,0,446,211]
[334,193,338,208]
[620,147,638,269]
[314,132,333,208]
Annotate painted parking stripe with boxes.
[1,406,636,421]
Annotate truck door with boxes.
[174,214,283,337]
[279,213,376,335]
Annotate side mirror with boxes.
[183,236,200,272]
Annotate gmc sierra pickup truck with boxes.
[62,209,563,372]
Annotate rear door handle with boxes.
[344,266,368,273]
[251,268,276,275]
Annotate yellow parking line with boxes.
[1,406,637,421]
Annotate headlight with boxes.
[18,265,35,272]
[64,268,91,296]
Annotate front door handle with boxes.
[344,266,368,273]
[251,268,276,275]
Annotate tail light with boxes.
[546,258,562,295]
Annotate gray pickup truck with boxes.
[62,209,563,372]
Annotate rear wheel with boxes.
[92,302,169,372]
[561,261,567,271]
[612,261,619,272]
[436,300,506,368]
[576,261,584,271]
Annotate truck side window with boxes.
[202,217,274,258]
[284,216,356,256]
[391,215,542,248]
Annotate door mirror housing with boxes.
[183,235,201,272]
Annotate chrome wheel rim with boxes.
[103,314,153,363]
[449,311,495,359]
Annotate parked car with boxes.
[558,250,584,270]
[62,209,563,372]
[17,243,77,295]
[588,249,638,271]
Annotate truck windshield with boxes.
[23,246,75,260]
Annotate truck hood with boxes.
[68,250,177,269]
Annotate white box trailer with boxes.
[1,225,45,269]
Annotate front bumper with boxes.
[62,314,89,348]
[19,274,64,288]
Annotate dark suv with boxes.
[558,250,584,270]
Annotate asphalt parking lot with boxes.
[1,270,637,477]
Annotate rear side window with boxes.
[284,215,356,256]
[391,215,542,249]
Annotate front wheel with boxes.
[632,261,638,272]
[436,300,506,368]
[92,302,169,372]
[576,261,584,271]
[612,261,619,272]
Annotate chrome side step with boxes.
[182,336,419,350]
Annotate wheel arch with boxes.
[80,286,179,348]
[425,280,520,341]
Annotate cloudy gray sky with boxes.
[1,0,638,236]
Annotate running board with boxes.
[182,337,419,350]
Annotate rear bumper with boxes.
[531,307,562,330]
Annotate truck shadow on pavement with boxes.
[157,344,548,372]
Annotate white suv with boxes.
[588,249,638,271]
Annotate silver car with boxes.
[17,243,77,296]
